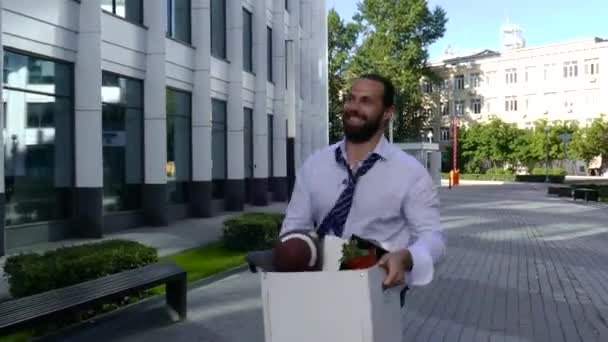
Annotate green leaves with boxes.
[327,8,361,144]
[454,116,608,173]
[329,0,448,141]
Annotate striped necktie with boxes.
[316,147,382,238]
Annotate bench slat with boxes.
[0,263,180,312]
[0,263,184,327]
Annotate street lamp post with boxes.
[427,130,434,143]
[544,126,550,183]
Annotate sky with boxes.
[327,0,608,61]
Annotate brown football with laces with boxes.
[272,232,319,272]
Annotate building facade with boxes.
[0,0,329,255]
[424,37,608,150]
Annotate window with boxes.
[422,82,433,94]
[243,8,253,72]
[211,99,227,199]
[166,0,191,44]
[267,27,273,82]
[563,61,578,78]
[441,102,449,116]
[244,108,254,179]
[285,40,289,89]
[505,96,518,112]
[268,114,274,178]
[101,0,142,24]
[101,72,143,212]
[472,99,482,114]
[585,58,600,76]
[563,91,576,112]
[470,73,481,88]
[440,128,450,142]
[505,68,517,84]
[211,0,226,59]
[166,88,191,204]
[485,71,496,87]
[525,66,535,83]
[454,75,464,90]
[3,50,73,226]
[454,100,464,115]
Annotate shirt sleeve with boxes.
[402,167,446,287]
[280,162,315,235]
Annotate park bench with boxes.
[0,262,187,336]
[547,186,573,197]
[572,188,599,202]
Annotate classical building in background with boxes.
[424,25,607,155]
[0,0,328,255]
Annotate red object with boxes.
[452,115,458,171]
[347,255,377,270]
[272,232,318,272]
[346,250,378,270]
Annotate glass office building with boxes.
[0,0,328,255]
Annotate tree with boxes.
[327,8,360,144]
[529,119,578,166]
[570,115,608,171]
[349,0,447,141]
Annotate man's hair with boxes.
[359,73,395,108]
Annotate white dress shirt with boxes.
[280,136,446,287]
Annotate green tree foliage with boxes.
[327,8,360,143]
[570,115,608,167]
[347,0,448,141]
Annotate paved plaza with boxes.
[46,184,608,342]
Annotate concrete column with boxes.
[317,0,329,147]
[271,0,288,202]
[73,0,103,239]
[251,1,270,206]
[309,0,327,151]
[142,0,168,226]
[0,0,5,256]
[191,0,213,217]
[286,0,300,199]
[300,0,313,161]
[225,0,245,211]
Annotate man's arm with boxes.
[401,168,446,287]
[280,164,315,235]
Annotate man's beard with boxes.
[342,111,385,143]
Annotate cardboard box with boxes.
[258,235,404,342]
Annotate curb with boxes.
[36,263,251,341]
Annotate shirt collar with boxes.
[335,135,392,165]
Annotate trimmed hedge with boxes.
[531,167,566,176]
[222,212,285,252]
[441,173,565,183]
[4,239,158,298]
[515,175,565,183]
[441,173,515,181]
[2,240,158,338]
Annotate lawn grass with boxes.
[148,241,248,296]
[0,241,248,341]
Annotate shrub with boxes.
[515,175,565,183]
[486,168,513,175]
[531,167,566,176]
[4,239,158,299]
[2,240,158,338]
[222,212,284,252]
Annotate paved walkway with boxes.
[41,186,608,341]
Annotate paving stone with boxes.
[52,185,608,342]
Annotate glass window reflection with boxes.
[2,51,73,226]
[166,88,191,204]
[102,72,143,212]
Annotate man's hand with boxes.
[377,249,413,288]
